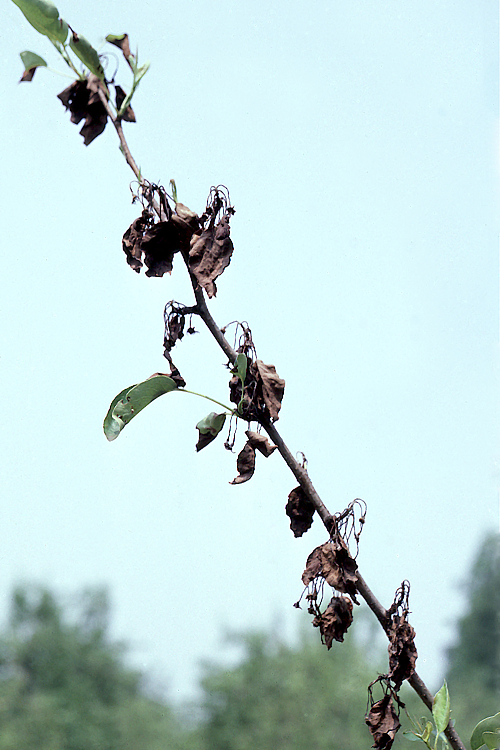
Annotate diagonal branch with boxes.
[99,91,466,750]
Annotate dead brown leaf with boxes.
[189,214,234,298]
[254,360,285,422]
[245,431,277,457]
[312,595,353,647]
[387,614,417,688]
[107,33,131,59]
[122,215,183,277]
[115,85,136,122]
[285,486,315,537]
[302,538,359,602]
[365,695,401,750]
[230,441,256,484]
[57,75,108,145]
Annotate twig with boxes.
[100,91,466,750]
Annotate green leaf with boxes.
[103,385,135,441]
[482,731,500,750]
[196,412,226,437]
[471,714,500,750]
[402,731,426,742]
[422,721,433,743]
[20,50,47,70]
[11,0,68,43]
[432,681,450,736]
[236,353,247,384]
[134,60,150,84]
[69,33,104,79]
[103,375,178,441]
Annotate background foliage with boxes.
[0,534,496,749]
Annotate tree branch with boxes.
[99,89,466,750]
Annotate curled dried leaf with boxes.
[365,695,401,750]
[387,614,417,688]
[57,75,108,145]
[106,33,131,59]
[189,213,234,298]
[254,360,285,422]
[286,486,315,537]
[164,312,185,352]
[122,215,184,277]
[245,431,277,457]
[115,84,136,122]
[229,359,285,424]
[312,595,353,647]
[302,538,359,603]
[230,441,256,484]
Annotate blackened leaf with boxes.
[255,360,285,422]
[365,695,401,750]
[285,486,315,537]
[245,431,276,457]
[171,204,201,247]
[80,75,108,145]
[122,212,149,272]
[12,0,68,43]
[189,214,234,298]
[57,79,89,123]
[69,33,105,79]
[103,374,178,441]
[230,441,256,484]
[196,412,226,452]
[19,50,47,81]
[115,85,136,122]
[164,313,185,352]
[168,365,186,389]
[105,33,131,59]
[312,596,353,647]
[141,221,179,277]
[387,614,418,689]
[57,76,108,145]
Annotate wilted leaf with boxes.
[312,595,353,647]
[106,33,131,59]
[122,214,191,276]
[302,539,359,602]
[196,412,226,452]
[365,695,401,750]
[471,714,500,750]
[164,312,185,352]
[245,430,276,457]
[69,33,104,79]
[103,374,178,441]
[12,0,68,43]
[57,75,108,145]
[19,50,47,81]
[286,486,315,537]
[387,613,418,688]
[230,441,256,484]
[115,85,136,122]
[171,203,201,244]
[189,213,234,298]
[254,360,285,422]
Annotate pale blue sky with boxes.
[2,0,498,700]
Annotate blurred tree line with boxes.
[0,533,496,750]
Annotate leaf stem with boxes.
[178,389,234,414]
